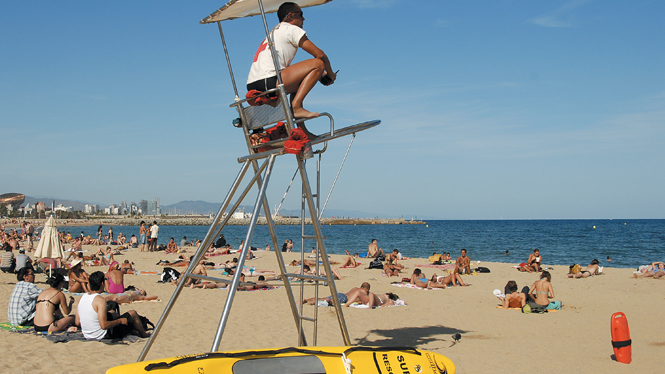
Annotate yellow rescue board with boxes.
[107,346,455,374]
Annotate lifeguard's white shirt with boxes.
[247,22,307,84]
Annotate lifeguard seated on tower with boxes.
[246,2,336,139]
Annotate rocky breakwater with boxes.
[56,216,425,226]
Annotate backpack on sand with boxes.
[159,267,180,283]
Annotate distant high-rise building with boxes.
[139,200,148,215]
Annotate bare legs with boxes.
[281,58,324,120]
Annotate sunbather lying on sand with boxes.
[303,283,371,306]
[435,272,467,287]
[107,286,159,303]
[340,250,358,267]
[346,291,404,308]
[567,259,601,278]
[633,262,665,279]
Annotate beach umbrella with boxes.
[34,215,64,276]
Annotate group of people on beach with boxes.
[8,265,152,340]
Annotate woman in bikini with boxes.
[529,271,562,310]
[68,259,91,293]
[105,261,125,294]
[567,259,600,279]
[433,271,467,288]
[33,273,77,333]
[410,268,429,288]
[111,286,159,303]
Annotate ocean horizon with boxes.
[48,219,664,270]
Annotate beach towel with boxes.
[134,270,161,275]
[0,323,144,344]
[390,282,441,291]
[496,306,522,310]
[245,89,278,106]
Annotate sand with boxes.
[0,245,662,374]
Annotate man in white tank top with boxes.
[76,271,149,340]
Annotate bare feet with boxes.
[293,107,319,119]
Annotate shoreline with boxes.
[2,217,425,228]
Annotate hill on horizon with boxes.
[18,196,389,218]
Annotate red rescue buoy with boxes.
[611,312,631,364]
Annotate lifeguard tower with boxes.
[138,0,379,361]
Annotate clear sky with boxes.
[1,1,663,220]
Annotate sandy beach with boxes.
[1,244,662,374]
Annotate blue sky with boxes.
[1,0,663,219]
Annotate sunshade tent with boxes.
[34,215,65,272]
[201,0,331,23]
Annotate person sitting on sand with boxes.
[496,280,527,309]
[7,267,42,326]
[93,246,114,266]
[454,249,471,275]
[68,259,91,293]
[105,261,125,294]
[340,250,358,268]
[529,271,561,310]
[173,256,207,287]
[410,268,429,288]
[116,233,126,245]
[120,260,136,275]
[165,238,178,254]
[33,273,77,333]
[520,248,543,273]
[633,261,665,279]
[383,252,402,277]
[129,235,138,248]
[567,259,601,279]
[367,239,385,259]
[75,271,150,340]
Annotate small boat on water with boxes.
[107,346,455,374]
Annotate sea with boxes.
[53,219,664,270]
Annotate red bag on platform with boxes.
[284,128,310,154]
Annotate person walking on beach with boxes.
[246,2,336,125]
[149,221,159,252]
[25,221,34,251]
[108,226,114,244]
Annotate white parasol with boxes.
[34,215,65,275]
[201,0,331,23]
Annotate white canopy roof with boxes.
[201,0,331,24]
